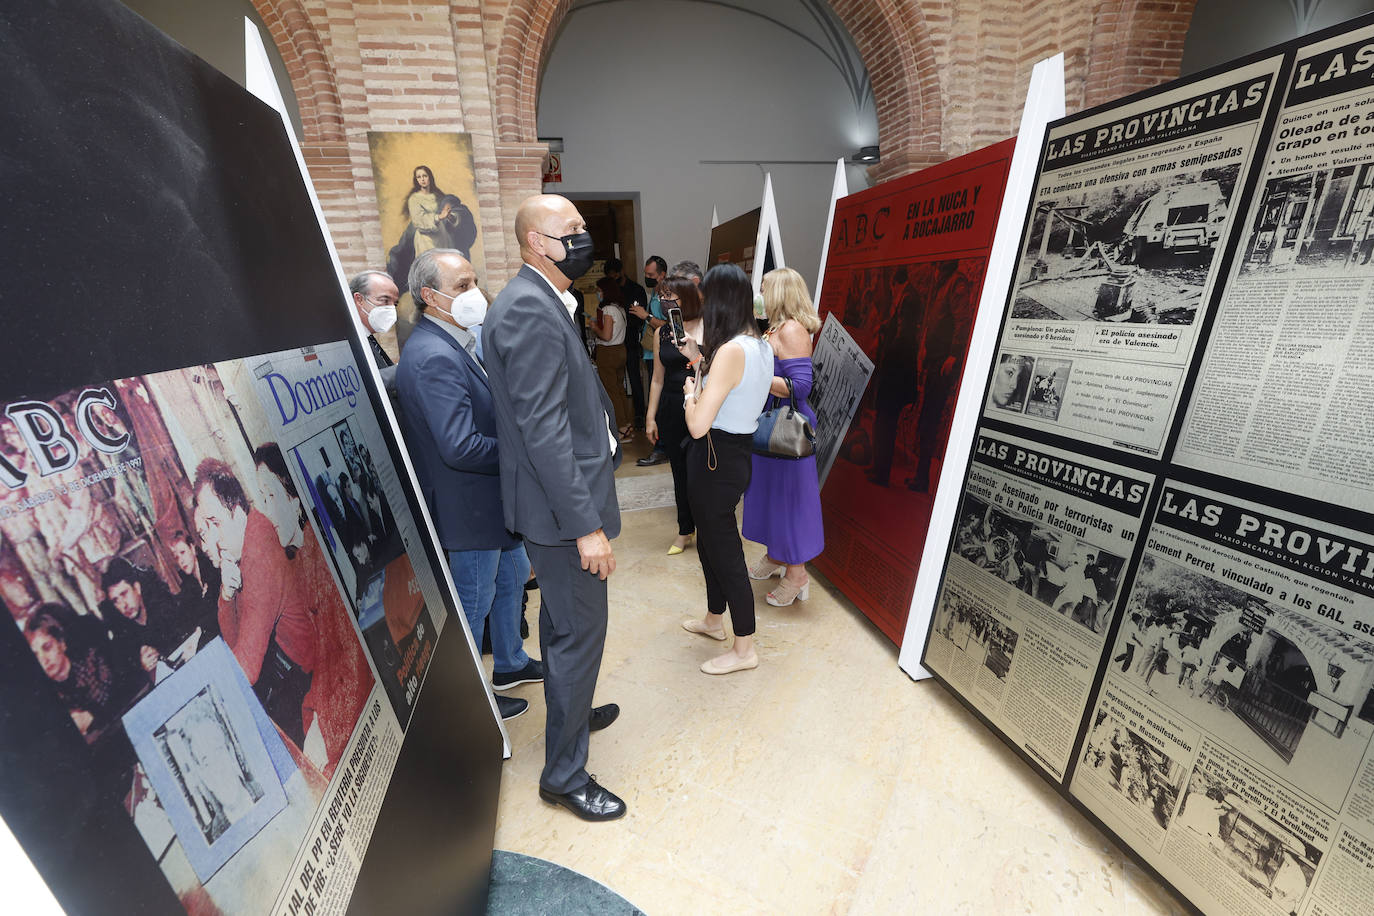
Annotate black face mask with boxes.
[644,277,658,289]
[540,231,594,282]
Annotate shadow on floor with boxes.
[488,850,644,915]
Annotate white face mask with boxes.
[431,286,487,327]
[364,300,397,334]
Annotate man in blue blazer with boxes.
[395,248,540,721]
[484,195,626,821]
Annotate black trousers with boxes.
[669,450,694,536]
[658,403,694,537]
[523,539,608,794]
[686,431,755,636]
[626,341,646,422]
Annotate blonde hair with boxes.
[761,267,820,334]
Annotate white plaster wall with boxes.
[1182,0,1374,76]
[537,0,878,290]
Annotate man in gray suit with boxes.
[483,194,625,821]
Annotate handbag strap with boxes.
[768,376,799,413]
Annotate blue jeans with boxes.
[447,542,531,675]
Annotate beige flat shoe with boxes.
[701,651,759,675]
[682,618,727,641]
[766,578,810,607]
[748,556,785,580]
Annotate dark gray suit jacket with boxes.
[483,264,621,545]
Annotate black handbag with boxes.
[752,377,816,459]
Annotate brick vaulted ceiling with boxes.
[242,0,1198,283]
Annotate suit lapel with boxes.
[416,317,489,389]
[518,264,579,331]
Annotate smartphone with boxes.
[668,306,686,345]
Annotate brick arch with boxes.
[250,0,345,143]
[1082,0,1200,109]
[493,0,943,179]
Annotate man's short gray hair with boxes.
[349,269,392,299]
[671,260,702,282]
[408,248,463,312]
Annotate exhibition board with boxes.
[707,207,764,272]
[0,2,503,914]
[811,141,1015,644]
[920,13,1374,916]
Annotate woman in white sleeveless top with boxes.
[592,276,634,439]
[679,264,774,674]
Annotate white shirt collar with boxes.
[531,265,581,319]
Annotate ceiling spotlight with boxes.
[851,145,880,163]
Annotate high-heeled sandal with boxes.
[766,578,810,607]
[748,556,786,580]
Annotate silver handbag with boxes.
[751,377,816,460]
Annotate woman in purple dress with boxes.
[743,268,824,606]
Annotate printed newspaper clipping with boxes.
[245,341,449,915]
[810,314,874,487]
[988,58,1285,458]
[1176,24,1374,513]
[923,431,1154,778]
[1,340,450,915]
[1071,482,1374,916]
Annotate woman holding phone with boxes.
[645,275,701,555]
[679,264,773,675]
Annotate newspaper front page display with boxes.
[1070,481,1374,916]
[0,339,453,914]
[923,431,1155,778]
[987,58,1284,458]
[1175,26,1374,513]
[810,314,874,488]
[813,139,1015,643]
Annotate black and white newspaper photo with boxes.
[1073,479,1374,916]
[810,313,875,487]
[922,431,1155,779]
[1175,24,1374,514]
[988,57,1284,458]
[1075,684,1195,847]
[1165,741,1329,916]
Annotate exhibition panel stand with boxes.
[707,173,786,287]
[898,55,1067,677]
[810,141,1016,645]
[810,58,1065,652]
[920,14,1374,916]
[0,2,504,913]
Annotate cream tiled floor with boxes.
[489,458,1187,914]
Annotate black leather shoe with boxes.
[538,776,626,821]
[492,658,544,689]
[589,703,620,732]
[635,451,668,467]
[496,695,528,720]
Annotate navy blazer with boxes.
[483,265,621,546]
[395,317,518,552]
